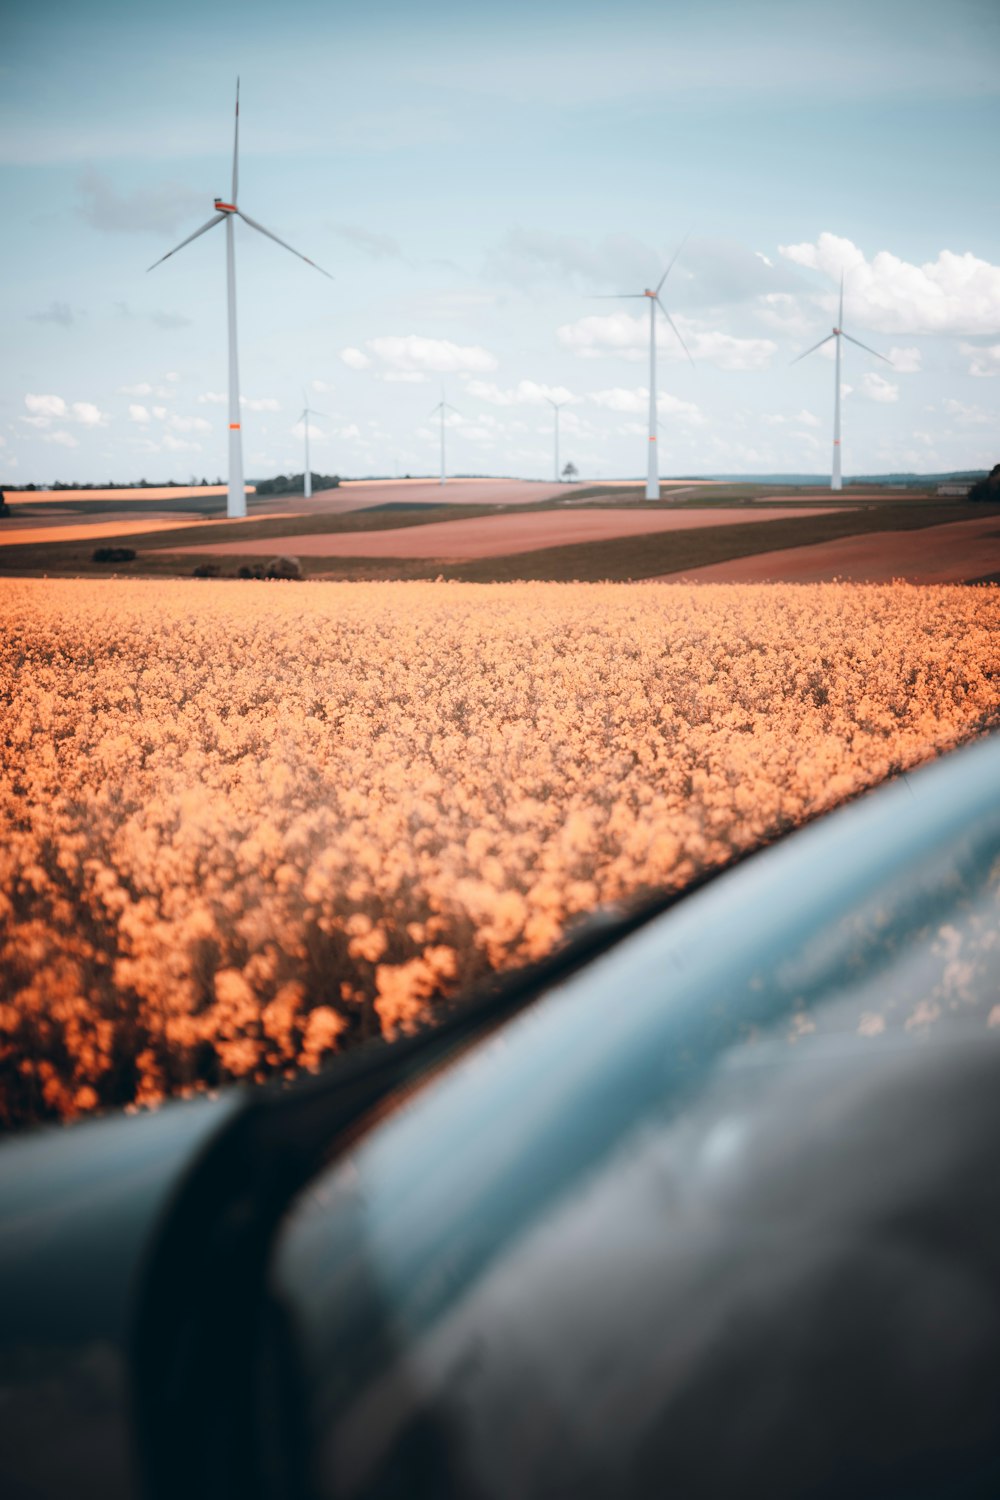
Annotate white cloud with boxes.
[777,232,1000,335]
[119,382,153,397]
[465,379,575,407]
[340,347,372,370]
[25,393,67,420]
[960,341,1000,378]
[556,312,776,369]
[887,346,922,373]
[311,379,334,394]
[384,371,428,383]
[942,399,994,426]
[165,372,180,383]
[166,414,212,433]
[152,406,168,420]
[755,252,774,268]
[860,372,899,403]
[128,404,151,424]
[755,292,817,338]
[43,430,78,448]
[366,335,498,374]
[70,401,107,427]
[240,396,280,412]
[796,408,821,427]
[197,391,227,404]
[162,433,201,453]
[589,387,706,425]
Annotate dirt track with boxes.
[661,516,1000,584]
[166,506,845,562]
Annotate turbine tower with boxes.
[148,81,332,520]
[547,397,567,483]
[596,241,692,500]
[430,390,459,485]
[298,391,328,498]
[793,274,892,492]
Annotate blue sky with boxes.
[3,0,999,483]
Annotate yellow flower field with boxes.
[2,577,998,1127]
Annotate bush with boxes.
[92,547,136,563]
[192,563,222,579]
[266,555,304,580]
[256,472,340,496]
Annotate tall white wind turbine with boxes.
[596,241,693,500]
[546,397,567,483]
[298,391,328,498]
[430,390,459,485]
[792,274,892,492]
[148,81,332,520]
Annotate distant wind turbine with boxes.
[298,391,327,498]
[595,239,693,500]
[546,397,567,483]
[430,389,459,485]
[792,274,892,492]
[148,80,332,519]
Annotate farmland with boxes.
[2,478,998,583]
[2,576,998,1128]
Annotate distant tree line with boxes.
[255,472,341,496]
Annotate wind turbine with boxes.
[595,240,693,500]
[430,389,459,485]
[298,391,328,498]
[148,81,332,520]
[546,397,567,483]
[792,274,892,492]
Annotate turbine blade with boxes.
[838,271,844,329]
[841,331,892,365]
[656,298,695,367]
[791,332,836,365]
[147,213,226,272]
[237,211,334,278]
[656,231,691,294]
[232,77,240,203]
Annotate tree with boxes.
[968,464,1000,502]
[562,462,578,481]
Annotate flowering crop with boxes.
[2,578,998,1127]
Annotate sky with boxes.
[2,0,999,484]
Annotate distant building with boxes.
[937,482,972,496]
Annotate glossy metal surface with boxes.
[0,1095,239,1499]
[272,735,1000,1499]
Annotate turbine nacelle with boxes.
[214,199,238,214]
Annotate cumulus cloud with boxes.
[71,402,108,426]
[43,430,78,448]
[22,393,108,428]
[197,391,227,404]
[762,408,822,428]
[384,371,429,383]
[943,398,993,425]
[365,335,498,374]
[25,393,67,420]
[777,231,1000,336]
[240,396,280,412]
[340,347,373,370]
[77,169,205,235]
[28,300,74,327]
[166,414,212,433]
[887,346,922,372]
[960,341,1000,377]
[128,404,151,424]
[162,433,201,453]
[119,382,153,396]
[589,387,706,424]
[557,312,776,369]
[465,379,575,406]
[860,372,899,403]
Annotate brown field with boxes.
[0,514,292,547]
[3,576,999,1128]
[6,484,246,504]
[165,505,846,561]
[666,515,1000,585]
